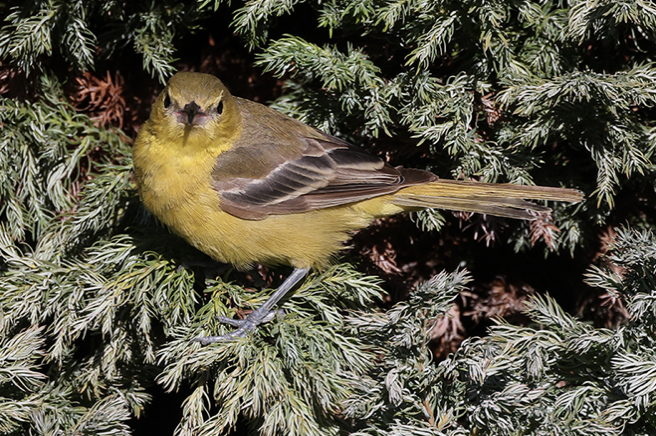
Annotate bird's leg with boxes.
[194,267,309,344]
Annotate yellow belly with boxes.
[140,179,379,269]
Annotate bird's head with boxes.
[152,72,241,147]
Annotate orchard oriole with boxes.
[133,72,583,343]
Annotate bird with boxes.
[132,72,584,344]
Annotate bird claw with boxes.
[215,315,246,327]
[192,325,252,344]
[192,267,308,345]
[192,309,282,344]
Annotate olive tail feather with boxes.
[392,179,584,220]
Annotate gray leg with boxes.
[194,267,309,344]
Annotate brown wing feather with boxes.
[212,99,435,220]
[215,138,435,220]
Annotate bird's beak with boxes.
[177,101,208,126]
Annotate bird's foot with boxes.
[192,309,279,344]
[192,267,309,345]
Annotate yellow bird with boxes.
[133,72,583,343]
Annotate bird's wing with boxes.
[211,101,434,220]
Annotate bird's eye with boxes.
[163,93,171,109]
[216,100,224,115]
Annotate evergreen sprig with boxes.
[436,228,656,436]
[156,265,385,436]
[0,0,207,82]
[1,0,656,435]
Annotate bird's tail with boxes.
[392,179,584,220]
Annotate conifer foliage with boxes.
[1,1,655,435]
